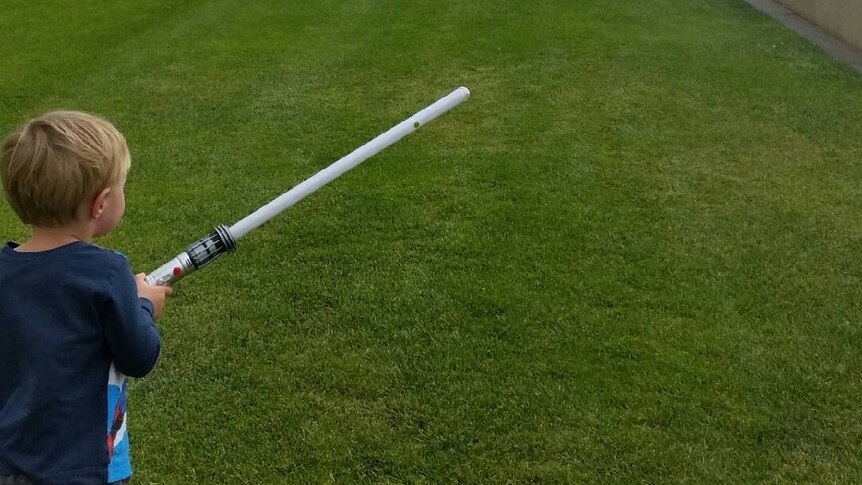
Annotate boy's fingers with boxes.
[162,286,175,297]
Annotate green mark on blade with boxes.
[413,121,420,128]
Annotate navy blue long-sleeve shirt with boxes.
[0,241,159,485]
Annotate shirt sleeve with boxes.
[101,254,161,378]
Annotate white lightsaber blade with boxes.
[230,86,470,239]
[145,86,470,286]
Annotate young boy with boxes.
[0,111,173,485]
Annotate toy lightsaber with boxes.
[145,86,471,286]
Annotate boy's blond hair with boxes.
[0,111,130,227]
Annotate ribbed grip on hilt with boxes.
[186,224,237,269]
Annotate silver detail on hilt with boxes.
[145,252,195,286]
[144,224,237,286]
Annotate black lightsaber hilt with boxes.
[144,224,237,286]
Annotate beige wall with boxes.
[775,0,862,51]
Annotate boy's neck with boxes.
[16,224,94,252]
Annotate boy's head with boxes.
[1,111,130,231]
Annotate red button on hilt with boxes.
[172,267,182,277]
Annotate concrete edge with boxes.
[742,0,862,73]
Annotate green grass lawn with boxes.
[2,0,862,482]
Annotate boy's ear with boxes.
[90,187,112,219]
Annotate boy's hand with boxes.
[135,273,174,318]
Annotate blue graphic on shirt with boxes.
[106,366,131,482]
